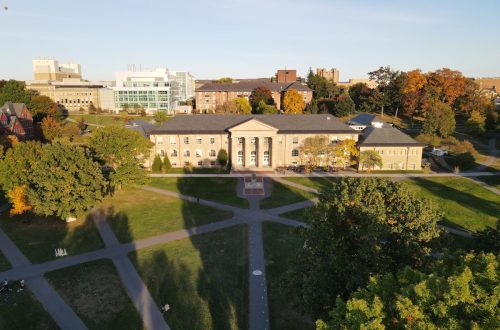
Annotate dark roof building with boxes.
[0,102,34,140]
[125,119,156,137]
[358,124,425,147]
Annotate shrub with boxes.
[151,155,162,173]
[450,151,475,170]
[162,156,171,172]
[217,149,228,167]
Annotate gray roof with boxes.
[347,113,380,126]
[125,120,156,137]
[359,124,424,147]
[196,81,311,93]
[151,114,358,135]
[0,102,27,118]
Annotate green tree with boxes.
[290,178,442,319]
[283,89,304,114]
[88,102,96,114]
[233,97,252,114]
[348,82,372,110]
[298,135,336,169]
[151,155,162,173]
[249,86,274,111]
[217,149,228,168]
[88,126,152,189]
[333,94,355,117]
[321,252,499,329]
[304,99,319,114]
[163,155,171,172]
[255,100,278,114]
[214,77,233,83]
[334,139,359,169]
[0,141,105,220]
[368,66,396,117]
[452,151,476,171]
[0,80,33,105]
[29,95,62,122]
[359,150,383,172]
[154,111,169,123]
[41,116,63,141]
[422,101,456,138]
[466,110,486,135]
[122,103,130,113]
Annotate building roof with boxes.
[358,124,424,147]
[347,113,381,126]
[0,102,27,118]
[196,80,311,93]
[125,120,156,137]
[151,114,357,135]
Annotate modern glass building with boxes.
[172,71,195,101]
[114,68,180,114]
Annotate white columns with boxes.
[271,136,278,168]
[244,137,251,168]
[257,137,264,168]
[230,136,238,168]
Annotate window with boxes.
[196,150,202,157]
[184,150,190,157]
[210,161,216,166]
[291,149,299,157]
[250,151,256,164]
[210,138,215,144]
[379,150,384,155]
[209,150,216,157]
[197,161,203,166]
[196,137,202,144]
[292,137,299,144]
[171,150,178,157]
[237,150,243,165]
[263,151,269,165]
[184,137,189,144]
[170,137,176,145]
[157,137,163,145]
[171,161,177,166]
[184,161,190,166]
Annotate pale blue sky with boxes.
[0,0,499,81]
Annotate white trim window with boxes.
[196,137,202,144]
[183,137,189,145]
[169,137,176,145]
[250,151,256,165]
[171,150,178,157]
[250,137,256,145]
[209,149,216,157]
[263,151,269,165]
[291,149,299,157]
[292,137,299,144]
[157,137,164,145]
[237,150,243,165]
[196,150,203,157]
[210,138,215,144]
[183,150,190,157]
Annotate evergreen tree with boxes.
[152,155,162,173]
[163,155,172,172]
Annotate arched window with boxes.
[171,150,178,157]
[291,149,299,157]
[237,150,243,165]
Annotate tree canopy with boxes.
[283,89,304,114]
[422,100,456,138]
[29,95,62,122]
[360,150,383,172]
[0,80,33,105]
[249,86,274,111]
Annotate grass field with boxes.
[260,181,315,209]
[0,213,104,264]
[67,113,132,127]
[475,175,500,189]
[45,259,144,329]
[281,207,311,222]
[160,168,230,174]
[403,177,500,232]
[130,225,248,330]
[102,189,233,243]
[149,177,249,208]
[281,177,338,192]
[262,222,314,330]
[0,283,58,329]
[0,251,10,272]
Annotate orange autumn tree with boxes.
[7,186,32,216]
[401,69,427,117]
[283,89,305,114]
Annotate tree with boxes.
[333,94,355,117]
[76,117,88,132]
[307,68,339,99]
[0,80,33,105]
[29,95,62,122]
[427,68,466,106]
[475,220,500,254]
[249,86,274,111]
[255,101,278,114]
[334,139,359,169]
[466,110,486,135]
[233,97,252,114]
[289,178,442,319]
[163,155,171,172]
[217,149,228,168]
[304,99,319,114]
[0,141,106,220]
[401,69,427,117]
[283,89,304,114]
[359,150,383,172]
[88,126,152,189]
[320,252,499,329]
[368,66,395,117]
[298,136,336,169]
[41,116,62,141]
[151,155,162,173]
[60,122,81,141]
[422,101,456,138]
[348,83,373,111]
[122,103,130,113]
[88,102,96,114]
[7,186,32,216]
[214,77,232,83]
[452,151,476,171]
[154,111,169,123]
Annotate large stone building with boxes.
[195,80,313,112]
[316,68,340,83]
[32,59,81,81]
[0,102,34,140]
[349,114,424,171]
[147,114,358,170]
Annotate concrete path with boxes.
[92,211,169,330]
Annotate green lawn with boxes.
[130,225,248,330]
[103,189,233,243]
[262,222,314,330]
[0,213,104,264]
[45,259,144,329]
[0,282,58,329]
[149,177,249,208]
[403,177,500,232]
[67,113,131,127]
[281,207,311,222]
[281,177,339,192]
[162,167,230,174]
[0,251,10,272]
[260,181,315,209]
[475,175,500,189]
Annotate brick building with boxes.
[0,102,34,140]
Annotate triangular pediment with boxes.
[228,118,278,133]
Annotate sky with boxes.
[0,0,499,81]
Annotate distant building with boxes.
[316,68,340,83]
[32,58,82,81]
[172,71,196,101]
[350,114,424,171]
[98,87,119,113]
[0,102,34,140]
[338,79,378,89]
[114,68,181,114]
[195,80,312,112]
[275,69,297,83]
[474,77,500,96]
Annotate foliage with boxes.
[0,80,33,105]
[333,94,355,117]
[255,101,278,114]
[368,66,396,116]
[283,89,304,114]
[475,220,500,254]
[321,252,499,329]
[422,100,456,138]
[415,134,442,147]
[466,110,486,135]
[359,150,383,172]
[304,98,319,114]
[163,155,171,171]
[217,149,228,167]
[153,111,170,123]
[290,178,442,319]
[214,77,233,83]
[450,151,476,171]
[60,122,80,141]
[88,126,152,189]
[427,68,466,105]
[233,97,252,114]
[401,69,427,117]
[7,186,32,216]
[307,68,339,99]
[334,139,359,169]
[76,117,88,132]
[40,116,62,141]
[249,86,274,111]
[88,103,96,114]
[29,95,62,122]
[151,155,162,173]
[298,136,336,168]
[348,83,373,111]
[0,141,105,219]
